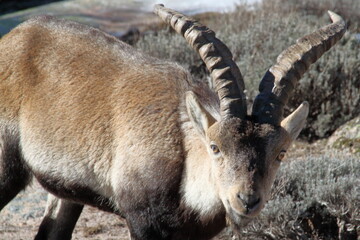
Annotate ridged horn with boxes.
[252,11,346,125]
[154,4,247,119]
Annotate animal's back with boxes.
[0,15,189,198]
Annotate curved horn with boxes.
[154,4,247,119]
[252,11,346,125]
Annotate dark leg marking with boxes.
[0,125,32,210]
[35,194,84,240]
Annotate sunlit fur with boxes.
[0,16,307,240]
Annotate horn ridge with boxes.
[154,4,247,119]
[252,11,346,125]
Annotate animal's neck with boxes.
[179,111,223,221]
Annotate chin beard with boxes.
[226,210,254,234]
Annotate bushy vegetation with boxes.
[136,0,360,141]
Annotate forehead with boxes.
[208,118,281,154]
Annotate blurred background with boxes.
[0,0,359,239]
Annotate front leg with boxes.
[125,212,172,240]
[35,194,83,240]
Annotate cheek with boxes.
[215,159,241,183]
[212,161,229,187]
[263,163,281,196]
[211,160,234,194]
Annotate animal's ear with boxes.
[186,91,216,136]
[281,102,309,141]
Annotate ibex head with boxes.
[154,5,345,228]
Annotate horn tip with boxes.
[299,101,309,115]
[301,101,309,107]
[327,10,344,24]
[153,4,165,13]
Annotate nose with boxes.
[237,193,261,214]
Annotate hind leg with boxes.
[35,194,84,240]
[0,125,32,210]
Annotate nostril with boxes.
[237,193,245,202]
[248,197,260,209]
[237,193,261,211]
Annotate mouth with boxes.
[226,209,254,233]
[224,199,264,233]
[227,196,264,217]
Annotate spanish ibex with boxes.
[0,4,346,240]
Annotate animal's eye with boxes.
[210,144,220,154]
[277,150,286,162]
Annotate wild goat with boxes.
[0,4,346,240]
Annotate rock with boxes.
[327,116,360,153]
